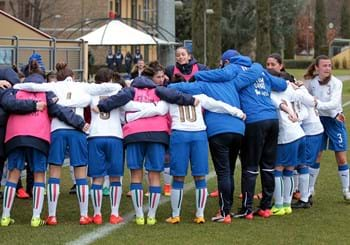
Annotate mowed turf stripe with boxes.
[66,171,217,245]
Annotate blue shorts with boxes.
[48,129,87,167]
[305,133,323,166]
[126,142,165,172]
[88,137,124,177]
[276,137,306,167]
[320,116,348,152]
[8,148,47,173]
[170,130,208,177]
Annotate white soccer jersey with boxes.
[271,85,305,144]
[89,90,123,138]
[125,94,244,132]
[307,75,343,118]
[297,86,324,136]
[14,77,121,132]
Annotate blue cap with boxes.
[221,49,239,62]
[28,53,46,73]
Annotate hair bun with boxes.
[56,62,67,71]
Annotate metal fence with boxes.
[0,36,85,81]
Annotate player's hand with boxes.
[288,113,298,122]
[241,113,247,121]
[336,113,346,122]
[36,101,47,111]
[91,106,100,113]
[82,123,90,132]
[0,80,11,89]
[193,97,200,106]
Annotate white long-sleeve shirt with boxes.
[271,85,305,144]
[307,75,343,118]
[126,94,245,132]
[297,86,324,136]
[14,77,121,132]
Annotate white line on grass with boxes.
[67,171,217,245]
[343,101,350,108]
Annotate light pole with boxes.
[203,8,214,65]
[306,25,312,56]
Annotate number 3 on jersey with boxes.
[178,105,196,122]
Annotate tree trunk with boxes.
[314,0,327,57]
[256,0,271,63]
[207,0,222,68]
[191,0,205,64]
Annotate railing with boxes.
[0,36,85,81]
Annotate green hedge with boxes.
[284,59,313,69]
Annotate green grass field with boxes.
[1,69,350,244]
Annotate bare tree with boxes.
[9,0,56,28]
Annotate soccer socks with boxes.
[148,186,161,219]
[171,180,184,217]
[297,167,310,202]
[338,164,350,192]
[2,182,16,218]
[91,184,102,216]
[195,179,207,218]
[163,167,172,185]
[293,170,299,193]
[48,178,60,217]
[131,183,144,218]
[32,182,45,218]
[103,176,110,189]
[283,170,294,206]
[273,170,284,207]
[309,162,320,195]
[110,182,122,216]
[76,178,89,217]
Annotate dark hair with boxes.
[267,53,285,71]
[56,62,74,81]
[112,71,127,88]
[46,70,57,82]
[29,59,43,75]
[303,55,331,80]
[142,61,165,78]
[95,68,113,84]
[176,46,190,54]
[12,64,25,79]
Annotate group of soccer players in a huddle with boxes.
[0,46,347,227]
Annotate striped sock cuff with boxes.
[297,167,309,175]
[195,179,206,189]
[283,169,294,177]
[338,164,349,171]
[110,181,121,187]
[76,178,88,185]
[149,186,161,194]
[5,181,17,188]
[130,183,143,190]
[274,170,283,177]
[172,180,184,189]
[91,184,102,190]
[34,182,45,188]
[48,178,60,184]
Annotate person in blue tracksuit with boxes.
[194,53,287,219]
[168,63,263,223]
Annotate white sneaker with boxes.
[343,191,350,201]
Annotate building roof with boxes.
[0,9,51,39]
